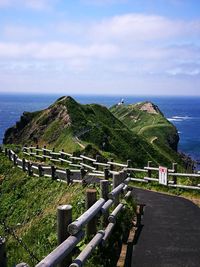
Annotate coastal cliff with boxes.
[3,96,181,167]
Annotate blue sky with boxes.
[0,0,200,95]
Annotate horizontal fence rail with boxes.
[2,146,200,190]
[34,170,132,267]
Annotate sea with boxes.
[0,93,200,165]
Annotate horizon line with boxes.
[0,91,200,98]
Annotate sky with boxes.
[0,0,200,96]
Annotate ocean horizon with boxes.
[1,93,200,166]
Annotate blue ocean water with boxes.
[0,93,200,163]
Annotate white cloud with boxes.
[3,25,43,40]
[55,21,87,36]
[166,67,200,76]
[166,59,200,76]
[0,42,119,60]
[0,12,200,94]
[90,14,200,42]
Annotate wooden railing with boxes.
[35,173,132,267]
[2,147,135,266]
[25,146,200,189]
[3,146,200,190]
[129,164,200,190]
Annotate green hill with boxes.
[3,96,183,167]
[110,101,182,165]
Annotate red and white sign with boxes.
[159,166,168,185]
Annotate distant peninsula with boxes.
[3,96,183,167]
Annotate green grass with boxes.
[0,152,136,267]
[0,153,86,266]
[110,102,184,169]
[110,102,178,147]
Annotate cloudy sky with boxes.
[0,0,199,95]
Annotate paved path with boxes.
[131,188,200,267]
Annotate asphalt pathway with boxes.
[131,188,200,267]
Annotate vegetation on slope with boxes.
[0,152,135,267]
[110,101,184,167]
[110,101,179,149]
[0,153,86,266]
[3,96,184,168]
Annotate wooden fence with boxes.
[2,147,135,266]
[35,172,132,267]
[2,146,200,189]
[129,163,200,190]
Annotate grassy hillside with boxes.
[4,96,183,168]
[0,153,86,266]
[110,102,184,166]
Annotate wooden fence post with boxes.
[95,155,100,171]
[147,161,152,180]
[27,162,32,176]
[4,148,8,156]
[119,170,127,184]
[57,205,72,267]
[8,150,11,161]
[36,144,39,155]
[80,167,86,179]
[60,149,64,165]
[172,163,177,184]
[38,164,42,177]
[43,145,46,161]
[100,180,109,225]
[104,168,109,180]
[96,155,100,162]
[51,165,56,180]
[113,173,121,188]
[109,158,114,171]
[127,159,131,168]
[147,161,152,167]
[13,154,17,166]
[81,167,86,186]
[100,180,109,200]
[113,173,120,205]
[86,189,97,239]
[66,168,71,184]
[0,237,6,267]
[22,158,26,172]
